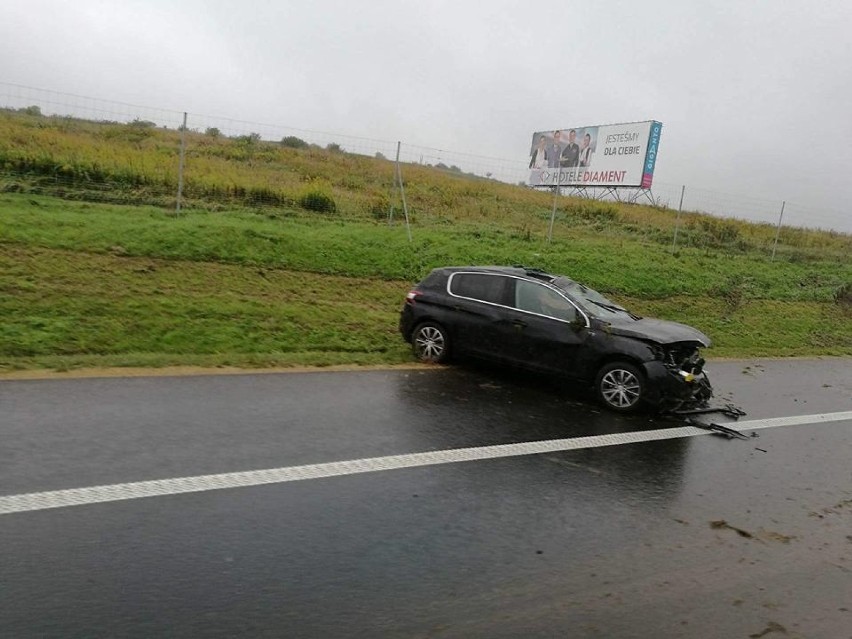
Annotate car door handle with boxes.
[511,319,527,330]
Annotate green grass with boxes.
[3,108,851,260]
[1,193,850,372]
[1,106,851,370]
[0,242,412,370]
[2,194,849,300]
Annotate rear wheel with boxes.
[412,322,450,364]
[595,362,645,413]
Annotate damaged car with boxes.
[399,266,712,413]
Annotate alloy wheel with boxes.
[600,368,642,409]
[414,325,446,362]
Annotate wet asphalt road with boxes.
[1,359,851,638]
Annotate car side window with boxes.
[514,280,578,322]
[449,273,508,305]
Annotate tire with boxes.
[412,322,450,364]
[595,361,645,413]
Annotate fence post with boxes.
[547,169,562,243]
[388,143,398,227]
[671,184,685,252]
[771,200,786,261]
[395,141,412,243]
[175,111,187,215]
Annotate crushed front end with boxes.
[643,341,713,410]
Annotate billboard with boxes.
[527,120,662,188]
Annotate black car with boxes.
[399,266,712,413]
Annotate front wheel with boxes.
[595,362,645,413]
[412,322,450,364]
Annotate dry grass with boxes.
[2,108,850,260]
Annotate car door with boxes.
[497,278,588,375]
[446,272,513,360]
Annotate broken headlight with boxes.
[663,344,705,376]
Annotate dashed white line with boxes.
[1,411,850,516]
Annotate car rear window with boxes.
[449,273,508,305]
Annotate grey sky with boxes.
[2,0,851,230]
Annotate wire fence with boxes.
[1,81,849,261]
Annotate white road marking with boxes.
[2,411,850,516]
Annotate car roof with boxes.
[434,265,559,282]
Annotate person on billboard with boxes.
[560,129,580,168]
[579,132,594,167]
[545,130,563,168]
[529,135,548,169]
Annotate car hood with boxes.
[596,317,712,347]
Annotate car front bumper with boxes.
[642,360,712,407]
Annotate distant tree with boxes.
[128,118,156,128]
[235,132,261,145]
[19,105,42,116]
[281,135,308,149]
[205,127,221,138]
[449,165,461,173]
[375,152,387,160]
[326,142,343,153]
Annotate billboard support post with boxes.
[771,200,785,261]
[630,189,656,205]
[672,184,685,253]
[547,170,562,243]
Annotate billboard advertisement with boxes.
[527,120,662,188]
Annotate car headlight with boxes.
[664,345,705,375]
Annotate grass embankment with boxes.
[2,108,851,260]
[1,193,850,372]
[1,109,850,369]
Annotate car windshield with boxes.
[552,277,641,320]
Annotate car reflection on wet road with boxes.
[1,358,850,638]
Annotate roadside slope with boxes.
[2,241,849,373]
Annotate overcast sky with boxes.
[2,0,851,229]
